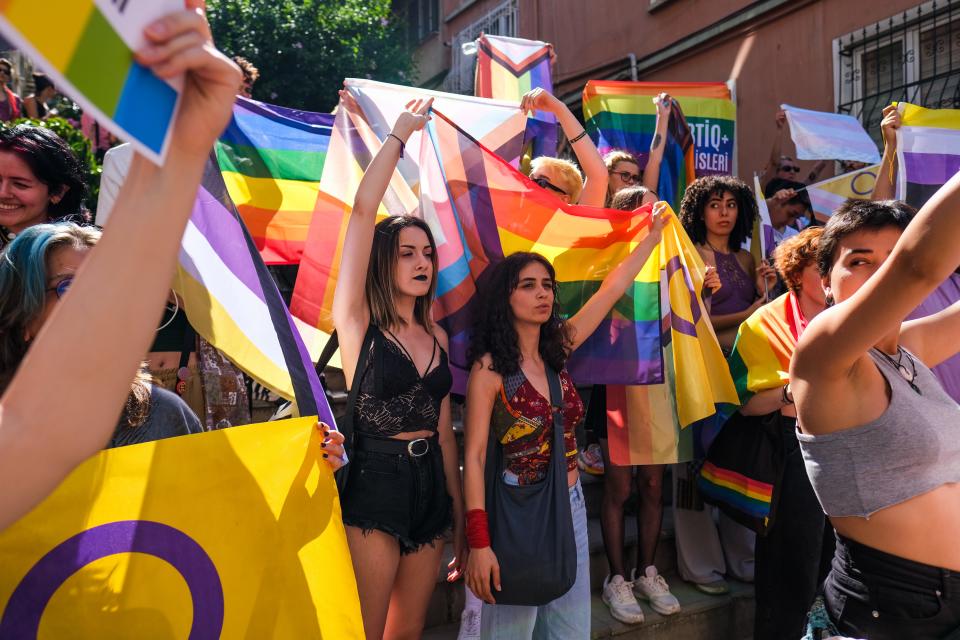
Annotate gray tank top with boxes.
[797,347,960,518]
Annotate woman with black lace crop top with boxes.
[791,180,960,638]
[331,95,465,640]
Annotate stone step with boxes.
[422,576,755,640]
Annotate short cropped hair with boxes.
[816,199,915,276]
[530,156,584,203]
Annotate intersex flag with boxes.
[806,164,880,222]
[216,97,333,265]
[475,34,557,158]
[290,79,527,335]
[174,158,335,421]
[583,80,736,177]
[0,418,363,638]
[782,104,881,164]
[896,102,960,209]
[420,109,736,449]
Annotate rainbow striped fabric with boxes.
[896,102,960,209]
[0,0,180,162]
[583,81,736,181]
[699,461,775,521]
[421,109,737,426]
[174,158,335,424]
[290,79,527,335]
[215,97,333,265]
[475,34,557,158]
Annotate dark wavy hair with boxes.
[469,252,572,376]
[0,124,88,220]
[817,199,915,277]
[678,175,757,251]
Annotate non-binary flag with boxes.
[290,79,528,335]
[806,164,880,222]
[216,97,334,265]
[175,158,335,424]
[420,109,737,448]
[750,175,776,263]
[782,104,881,164]
[0,0,181,162]
[896,102,960,209]
[475,34,557,158]
[583,81,736,178]
[0,417,363,638]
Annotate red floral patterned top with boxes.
[489,368,584,485]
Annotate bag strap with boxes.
[315,330,340,375]
[545,366,566,465]
[342,326,376,440]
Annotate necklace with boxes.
[875,346,922,395]
[705,239,729,254]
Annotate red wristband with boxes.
[466,509,491,549]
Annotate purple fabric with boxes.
[907,274,960,403]
[709,251,756,315]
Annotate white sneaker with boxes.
[456,606,481,640]
[602,574,645,624]
[632,566,681,616]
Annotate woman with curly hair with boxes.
[674,175,775,597]
[332,96,465,640]
[679,174,776,352]
[0,124,89,250]
[463,204,665,638]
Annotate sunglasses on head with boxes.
[532,176,568,197]
[609,169,641,184]
[780,165,801,173]
[46,276,73,299]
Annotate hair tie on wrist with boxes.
[388,133,405,158]
[570,130,588,144]
[466,509,491,549]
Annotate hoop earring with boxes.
[156,294,180,332]
[824,294,835,307]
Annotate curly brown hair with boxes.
[678,175,757,251]
[469,253,572,376]
[772,227,823,293]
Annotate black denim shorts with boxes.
[825,534,960,639]
[340,435,452,554]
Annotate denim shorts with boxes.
[340,436,452,554]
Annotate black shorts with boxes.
[340,434,452,554]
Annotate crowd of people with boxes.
[1,5,958,640]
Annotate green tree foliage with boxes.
[207,0,416,112]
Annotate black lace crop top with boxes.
[352,326,453,437]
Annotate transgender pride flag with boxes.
[896,102,960,209]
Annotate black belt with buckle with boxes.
[355,433,435,458]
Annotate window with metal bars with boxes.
[397,0,440,46]
[835,0,960,145]
[441,0,518,95]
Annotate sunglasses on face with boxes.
[532,176,568,197]
[45,276,73,299]
[0,68,10,76]
[609,169,641,184]
[780,165,801,173]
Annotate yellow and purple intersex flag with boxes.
[290,79,527,335]
[475,34,557,158]
[420,109,737,436]
[175,158,336,420]
[0,417,363,638]
[216,97,333,265]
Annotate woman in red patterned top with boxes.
[463,204,665,638]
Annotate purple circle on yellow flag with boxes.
[0,520,223,639]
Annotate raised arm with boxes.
[642,93,672,194]
[0,5,241,530]
[794,172,960,384]
[759,110,787,186]
[566,204,666,352]
[520,88,608,206]
[463,358,502,604]
[871,104,900,201]
[331,96,432,385]
[901,299,960,368]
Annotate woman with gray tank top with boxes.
[791,175,960,639]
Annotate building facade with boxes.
[400,0,960,178]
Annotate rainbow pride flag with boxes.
[0,417,362,638]
[584,81,735,179]
[0,0,181,162]
[290,79,527,334]
[699,461,775,521]
[215,97,333,265]
[475,34,557,158]
[174,157,335,423]
[896,102,960,209]
[421,109,736,423]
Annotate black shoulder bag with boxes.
[484,366,577,606]
[315,327,376,495]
